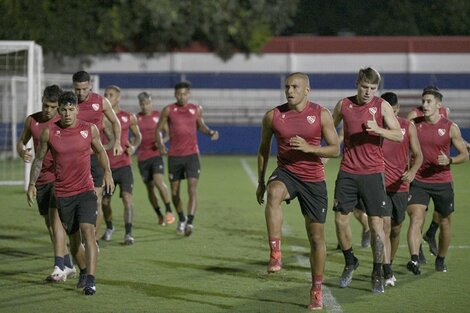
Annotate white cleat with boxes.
[176,220,186,235]
[64,265,77,278]
[384,275,397,287]
[46,266,67,282]
[101,227,115,241]
[124,234,134,245]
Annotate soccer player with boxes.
[406,87,468,275]
[100,85,141,245]
[257,72,339,310]
[72,71,122,243]
[136,92,174,226]
[17,85,77,281]
[27,91,114,295]
[155,81,219,236]
[380,92,423,286]
[332,67,403,293]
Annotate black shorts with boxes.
[56,191,97,235]
[386,191,408,224]
[268,167,328,223]
[90,154,104,188]
[408,180,454,216]
[168,154,200,181]
[111,165,134,196]
[333,170,390,217]
[138,156,164,183]
[35,182,56,216]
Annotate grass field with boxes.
[0,156,469,313]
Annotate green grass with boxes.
[0,156,469,313]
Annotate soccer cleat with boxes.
[384,275,397,287]
[307,287,323,311]
[361,230,371,248]
[101,227,115,241]
[418,244,426,264]
[165,212,175,225]
[46,266,67,282]
[267,257,282,273]
[64,265,77,279]
[435,260,448,272]
[76,272,87,289]
[423,232,438,256]
[158,215,166,226]
[184,224,194,237]
[83,284,96,296]
[124,234,135,245]
[407,260,421,275]
[371,273,385,293]
[339,257,359,288]
[176,220,186,235]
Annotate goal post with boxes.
[0,41,43,187]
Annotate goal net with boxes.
[0,41,43,186]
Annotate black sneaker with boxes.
[371,272,384,293]
[339,257,359,288]
[76,272,87,289]
[418,244,427,264]
[435,260,448,273]
[423,233,438,256]
[407,260,421,275]
[83,284,96,295]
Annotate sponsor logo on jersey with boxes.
[92,103,100,111]
[189,108,196,115]
[152,117,159,123]
[121,116,128,123]
[306,115,316,124]
[438,128,446,136]
[369,107,377,115]
[80,130,89,139]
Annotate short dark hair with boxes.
[43,85,63,102]
[72,71,91,83]
[357,67,381,85]
[58,91,78,106]
[422,86,443,101]
[138,91,151,102]
[174,81,191,91]
[105,85,121,93]
[380,92,398,106]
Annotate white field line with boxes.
[241,158,343,313]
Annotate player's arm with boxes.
[102,97,123,156]
[406,109,418,121]
[196,105,219,140]
[101,117,115,151]
[161,122,170,144]
[155,106,170,155]
[331,99,343,128]
[127,113,142,155]
[90,124,115,195]
[289,108,340,158]
[401,122,423,183]
[256,110,274,205]
[26,127,50,207]
[367,100,403,142]
[16,115,34,163]
[438,123,469,165]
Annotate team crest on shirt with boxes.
[55,130,61,136]
[121,116,128,123]
[281,114,286,119]
[189,108,196,115]
[92,103,99,111]
[153,117,159,123]
[35,122,39,126]
[369,107,377,115]
[401,128,406,136]
[438,128,446,136]
[306,115,316,124]
[80,130,89,138]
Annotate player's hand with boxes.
[321,158,329,165]
[210,130,219,141]
[401,170,416,183]
[127,145,136,156]
[157,143,168,155]
[113,144,123,156]
[437,150,451,166]
[21,148,33,163]
[103,172,115,195]
[366,114,379,133]
[26,185,36,207]
[256,182,266,205]
[289,135,310,152]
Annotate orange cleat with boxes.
[308,287,323,311]
[165,212,175,225]
[267,257,282,273]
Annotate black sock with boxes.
[80,268,87,275]
[54,256,65,270]
[86,274,96,286]
[426,221,439,237]
[165,202,172,213]
[342,248,355,266]
[106,220,113,229]
[154,207,163,217]
[436,255,445,264]
[64,254,73,268]
[177,211,186,222]
[382,263,392,277]
[411,254,419,262]
[125,223,132,235]
[187,214,194,225]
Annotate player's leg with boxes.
[423,211,439,256]
[353,206,370,248]
[432,182,454,272]
[168,156,186,233]
[101,193,114,241]
[122,191,134,245]
[406,204,427,274]
[90,155,105,244]
[305,218,325,311]
[151,156,174,224]
[139,158,165,224]
[183,154,201,236]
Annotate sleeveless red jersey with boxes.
[29,112,59,185]
[414,106,448,118]
[77,92,105,132]
[136,111,161,161]
[167,103,199,156]
[48,120,94,197]
[383,117,410,192]
[272,102,324,182]
[106,110,132,169]
[413,116,453,183]
[340,96,385,174]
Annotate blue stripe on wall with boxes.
[98,72,470,90]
